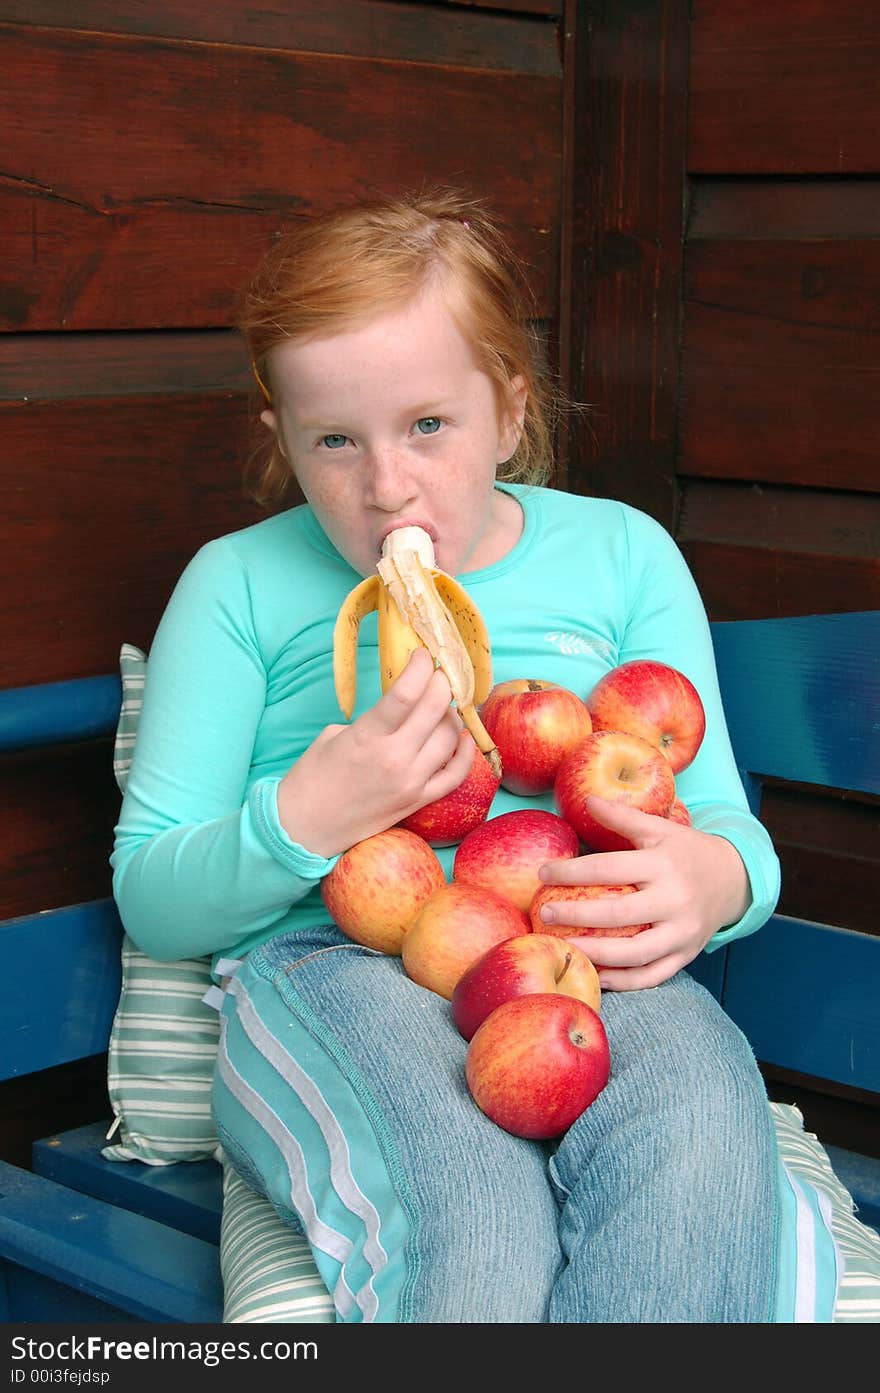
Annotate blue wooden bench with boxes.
[1,611,878,1322]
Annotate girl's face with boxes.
[261,280,526,578]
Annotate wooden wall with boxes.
[0,0,566,928]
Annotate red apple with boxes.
[586,659,706,773]
[529,883,651,938]
[453,808,580,912]
[479,679,593,795]
[553,730,675,852]
[451,932,601,1042]
[464,994,610,1139]
[399,742,500,846]
[401,882,530,1000]
[668,797,692,827]
[321,827,445,955]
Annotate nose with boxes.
[365,443,418,513]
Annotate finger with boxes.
[563,924,668,969]
[580,793,671,845]
[410,708,467,780]
[536,887,655,933]
[366,649,441,733]
[417,729,476,804]
[398,665,462,751]
[539,848,654,887]
[598,956,681,992]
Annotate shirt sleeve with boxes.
[110,538,337,962]
[618,506,781,948]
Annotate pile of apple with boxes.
[321,659,706,1141]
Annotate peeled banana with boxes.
[333,526,502,778]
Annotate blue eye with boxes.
[415,418,442,436]
[321,434,349,449]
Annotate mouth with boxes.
[377,520,438,556]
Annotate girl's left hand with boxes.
[536,794,752,991]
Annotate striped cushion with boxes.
[103,644,220,1164]
[220,1163,334,1323]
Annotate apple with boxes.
[529,882,651,938]
[553,729,675,852]
[451,932,601,1042]
[399,741,500,846]
[464,993,610,1139]
[479,679,593,795]
[668,797,692,827]
[401,882,530,1000]
[320,826,445,955]
[586,659,706,773]
[453,808,580,912]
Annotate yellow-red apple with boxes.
[530,882,652,938]
[464,993,610,1139]
[553,730,675,852]
[321,827,445,955]
[401,882,530,999]
[586,659,706,773]
[668,797,692,827]
[453,808,579,912]
[399,742,500,846]
[479,679,593,794]
[451,932,601,1042]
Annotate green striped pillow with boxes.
[103,644,221,1164]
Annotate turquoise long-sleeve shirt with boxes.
[111,483,780,971]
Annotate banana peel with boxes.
[333,526,502,778]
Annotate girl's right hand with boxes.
[275,648,475,857]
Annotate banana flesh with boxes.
[333,526,502,778]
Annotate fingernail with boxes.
[540,906,556,924]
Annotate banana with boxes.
[333,526,502,778]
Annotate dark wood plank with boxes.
[678,480,880,564]
[679,301,880,491]
[562,0,689,529]
[1,395,266,685]
[0,743,119,918]
[0,1059,109,1170]
[0,24,561,330]
[689,1,880,173]
[761,784,880,939]
[686,238,880,341]
[0,331,251,400]
[679,540,880,622]
[0,1,562,74]
[689,176,880,239]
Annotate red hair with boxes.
[237,188,558,505]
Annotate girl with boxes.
[112,188,783,1322]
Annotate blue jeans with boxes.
[213,925,779,1322]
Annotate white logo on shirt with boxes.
[544,631,613,656]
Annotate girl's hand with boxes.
[276,648,475,857]
[536,794,752,991]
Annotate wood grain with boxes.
[0,23,561,330]
[689,1,880,172]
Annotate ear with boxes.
[260,408,288,461]
[498,374,527,462]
